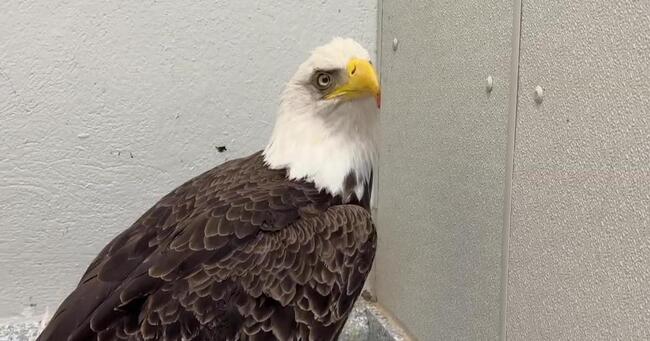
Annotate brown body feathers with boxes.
[37,151,376,341]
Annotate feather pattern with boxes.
[37,152,376,341]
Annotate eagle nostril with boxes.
[350,65,357,76]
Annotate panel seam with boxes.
[376,0,383,71]
[367,0,384,299]
[499,0,524,339]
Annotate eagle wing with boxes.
[37,153,376,341]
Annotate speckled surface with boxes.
[0,320,40,341]
[376,0,513,339]
[507,0,650,339]
[0,0,376,319]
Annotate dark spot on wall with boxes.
[215,146,227,153]
[361,290,377,302]
[130,152,134,158]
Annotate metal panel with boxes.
[507,0,650,339]
[376,1,514,339]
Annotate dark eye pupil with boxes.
[318,74,330,86]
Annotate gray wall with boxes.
[376,0,513,339]
[376,0,649,340]
[507,0,650,339]
[0,0,376,320]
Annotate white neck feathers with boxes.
[263,94,378,200]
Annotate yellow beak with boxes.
[325,58,381,108]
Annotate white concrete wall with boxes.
[0,0,376,319]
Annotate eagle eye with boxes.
[313,71,333,91]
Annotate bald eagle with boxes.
[37,37,380,341]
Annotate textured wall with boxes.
[0,0,376,319]
[378,0,649,339]
[506,0,650,339]
[376,1,513,339]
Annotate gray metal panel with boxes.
[507,0,650,339]
[376,1,513,339]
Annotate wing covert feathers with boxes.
[37,151,376,341]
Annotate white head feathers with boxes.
[263,37,379,202]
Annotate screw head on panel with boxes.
[392,38,398,51]
[534,85,544,103]
[486,76,494,92]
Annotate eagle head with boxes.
[264,38,380,202]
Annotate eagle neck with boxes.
[263,96,378,202]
